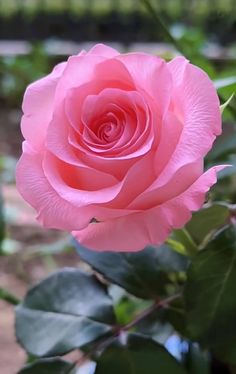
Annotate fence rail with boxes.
[0,0,235,43]
[0,0,235,14]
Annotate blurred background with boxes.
[0,1,235,373]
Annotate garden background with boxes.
[0,1,236,373]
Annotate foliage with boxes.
[9,213,236,373]
[0,44,50,107]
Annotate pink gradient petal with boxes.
[78,88,154,158]
[87,43,120,58]
[21,62,66,151]
[146,60,221,191]
[129,159,203,209]
[160,165,226,228]
[16,144,139,230]
[55,55,134,106]
[16,143,95,230]
[16,45,226,253]
[47,100,136,180]
[55,55,106,105]
[104,151,156,209]
[126,111,183,207]
[43,151,123,207]
[154,110,183,176]
[93,58,134,88]
[116,53,172,117]
[73,166,225,251]
[167,56,189,86]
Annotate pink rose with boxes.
[16,44,224,252]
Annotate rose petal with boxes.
[154,59,222,186]
[21,62,66,151]
[87,43,120,58]
[43,151,123,207]
[129,159,203,209]
[16,143,139,230]
[16,143,94,230]
[117,53,172,118]
[74,166,225,251]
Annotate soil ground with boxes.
[0,109,81,373]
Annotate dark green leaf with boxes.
[133,305,173,343]
[75,242,187,299]
[220,94,235,114]
[16,268,116,357]
[114,295,152,326]
[184,343,210,374]
[213,344,236,365]
[185,225,236,348]
[18,358,75,374]
[185,204,230,245]
[165,297,188,337]
[131,296,188,341]
[95,333,186,374]
[172,229,198,256]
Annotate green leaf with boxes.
[134,295,187,339]
[164,297,188,337]
[95,333,186,374]
[185,203,230,245]
[134,308,173,343]
[172,229,198,256]
[18,358,76,374]
[75,243,188,299]
[213,344,236,365]
[114,295,152,326]
[165,238,187,256]
[0,287,20,305]
[184,343,210,374]
[137,317,173,345]
[16,268,116,357]
[172,204,230,253]
[185,225,236,348]
[220,93,235,114]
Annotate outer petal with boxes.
[54,54,135,114]
[128,159,203,210]
[43,152,123,207]
[167,56,189,86]
[73,166,225,252]
[21,62,66,151]
[116,53,172,117]
[54,55,105,105]
[152,58,222,188]
[16,143,94,230]
[16,143,139,230]
[87,43,120,58]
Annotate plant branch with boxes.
[72,292,181,369]
[121,293,181,331]
[0,287,20,305]
[141,0,185,55]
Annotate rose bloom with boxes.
[16,44,224,252]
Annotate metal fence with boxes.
[0,0,235,14]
